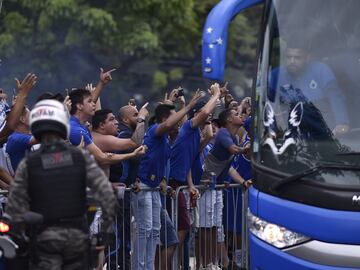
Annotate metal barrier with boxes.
[96,183,249,270]
[0,183,249,270]
[102,185,177,270]
[170,182,248,270]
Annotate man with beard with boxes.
[96,104,149,270]
[269,41,349,139]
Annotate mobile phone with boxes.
[129,98,136,107]
[177,88,184,97]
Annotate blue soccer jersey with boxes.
[6,132,32,171]
[69,116,92,146]
[169,120,201,183]
[269,62,349,124]
[138,124,170,188]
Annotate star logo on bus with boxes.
[209,44,214,49]
[216,38,223,45]
[206,27,213,34]
[205,57,212,64]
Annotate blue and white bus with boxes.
[203,1,360,269]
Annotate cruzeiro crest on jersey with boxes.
[309,79,318,89]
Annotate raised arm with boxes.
[131,102,149,145]
[155,90,203,136]
[92,68,116,103]
[85,83,102,111]
[0,73,36,142]
[191,83,221,128]
[200,122,214,151]
[165,87,188,127]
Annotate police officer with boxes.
[5,99,118,270]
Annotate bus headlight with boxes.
[248,211,310,248]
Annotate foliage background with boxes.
[0,0,262,111]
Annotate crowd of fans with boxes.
[0,68,253,270]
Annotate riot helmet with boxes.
[29,99,70,141]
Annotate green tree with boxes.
[0,0,261,110]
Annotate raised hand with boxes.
[15,73,37,96]
[63,95,72,113]
[85,83,96,92]
[168,87,180,103]
[99,68,116,85]
[208,83,221,97]
[128,98,137,108]
[224,94,235,108]
[240,96,251,107]
[188,89,204,108]
[238,96,251,115]
[0,89,7,102]
[220,82,229,97]
[138,102,149,120]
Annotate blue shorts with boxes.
[160,207,179,247]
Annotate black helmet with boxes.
[29,99,70,141]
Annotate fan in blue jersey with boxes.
[168,83,221,264]
[223,135,252,265]
[132,90,202,270]
[269,40,349,139]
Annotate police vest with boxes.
[27,142,87,221]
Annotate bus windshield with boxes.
[253,0,360,187]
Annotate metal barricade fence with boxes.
[0,190,8,217]
[0,184,249,270]
[102,185,177,270]
[98,183,249,270]
[170,183,248,270]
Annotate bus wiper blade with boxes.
[270,164,360,192]
[336,152,360,156]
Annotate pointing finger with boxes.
[141,102,149,109]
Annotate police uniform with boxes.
[6,142,117,269]
[5,99,118,270]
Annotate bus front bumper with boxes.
[249,233,360,270]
